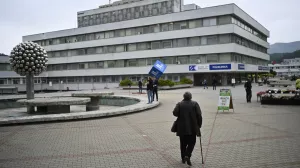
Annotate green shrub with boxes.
[296,79,300,89]
[180,78,193,84]
[119,78,133,86]
[158,79,175,87]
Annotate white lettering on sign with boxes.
[155,63,164,70]
[213,65,228,69]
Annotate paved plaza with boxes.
[0,85,300,168]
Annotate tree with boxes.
[270,69,277,77]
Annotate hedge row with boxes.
[119,78,193,87]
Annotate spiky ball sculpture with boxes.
[9,42,48,76]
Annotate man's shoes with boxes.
[184,156,192,166]
[182,158,186,164]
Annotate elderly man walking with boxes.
[172,92,202,166]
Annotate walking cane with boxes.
[199,130,204,164]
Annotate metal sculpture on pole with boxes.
[9,42,48,113]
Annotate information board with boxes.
[217,89,234,112]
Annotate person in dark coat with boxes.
[138,80,143,94]
[173,92,202,166]
[244,79,252,102]
[152,78,159,101]
[146,77,153,103]
[212,77,217,90]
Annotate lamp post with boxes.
[9,42,48,113]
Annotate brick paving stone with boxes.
[0,85,300,167]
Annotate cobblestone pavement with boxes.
[0,85,300,168]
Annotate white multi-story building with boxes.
[0,0,270,91]
[269,58,300,77]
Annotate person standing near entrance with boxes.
[203,79,208,89]
[146,77,153,104]
[244,79,252,102]
[212,77,217,90]
[138,80,143,94]
[152,78,158,101]
[172,92,202,166]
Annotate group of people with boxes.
[138,77,158,104]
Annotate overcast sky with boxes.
[0,0,299,54]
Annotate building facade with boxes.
[269,58,300,77]
[0,0,270,91]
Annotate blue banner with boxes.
[238,64,245,70]
[209,64,231,70]
[148,60,167,79]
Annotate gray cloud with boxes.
[0,0,299,54]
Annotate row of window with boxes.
[34,15,267,47]
[46,53,268,71]
[78,0,176,27]
[0,64,10,71]
[46,34,267,59]
[231,17,267,41]
[270,66,300,69]
[0,74,188,85]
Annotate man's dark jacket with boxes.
[173,100,202,136]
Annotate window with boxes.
[115,60,125,67]
[201,37,207,45]
[107,61,115,68]
[79,63,85,69]
[115,29,125,37]
[108,46,116,53]
[207,54,219,63]
[88,62,97,69]
[203,18,216,26]
[96,62,104,68]
[87,48,96,54]
[161,57,176,64]
[127,60,137,67]
[138,59,146,66]
[207,36,218,45]
[177,56,189,64]
[188,37,201,46]
[96,32,105,39]
[136,27,143,35]
[77,49,86,55]
[174,21,187,30]
[188,19,202,28]
[67,77,75,83]
[177,38,188,47]
[12,79,19,84]
[161,23,169,31]
[151,42,161,49]
[218,16,231,25]
[149,25,160,33]
[126,28,135,36]
[115,45,125,52]
[219,34,231,44]
[67,64,78,70]
[127,44,137,51]
[189,55,202,64]
[136,43,148,50]
[219,53,231,63]
[96,47,103,54]
[84,77,92,83]
[162,41,172,48]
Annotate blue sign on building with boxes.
[189,65,197,71]
[238,64,245,70]
[148,60,167,79]
[209,64,231,70]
